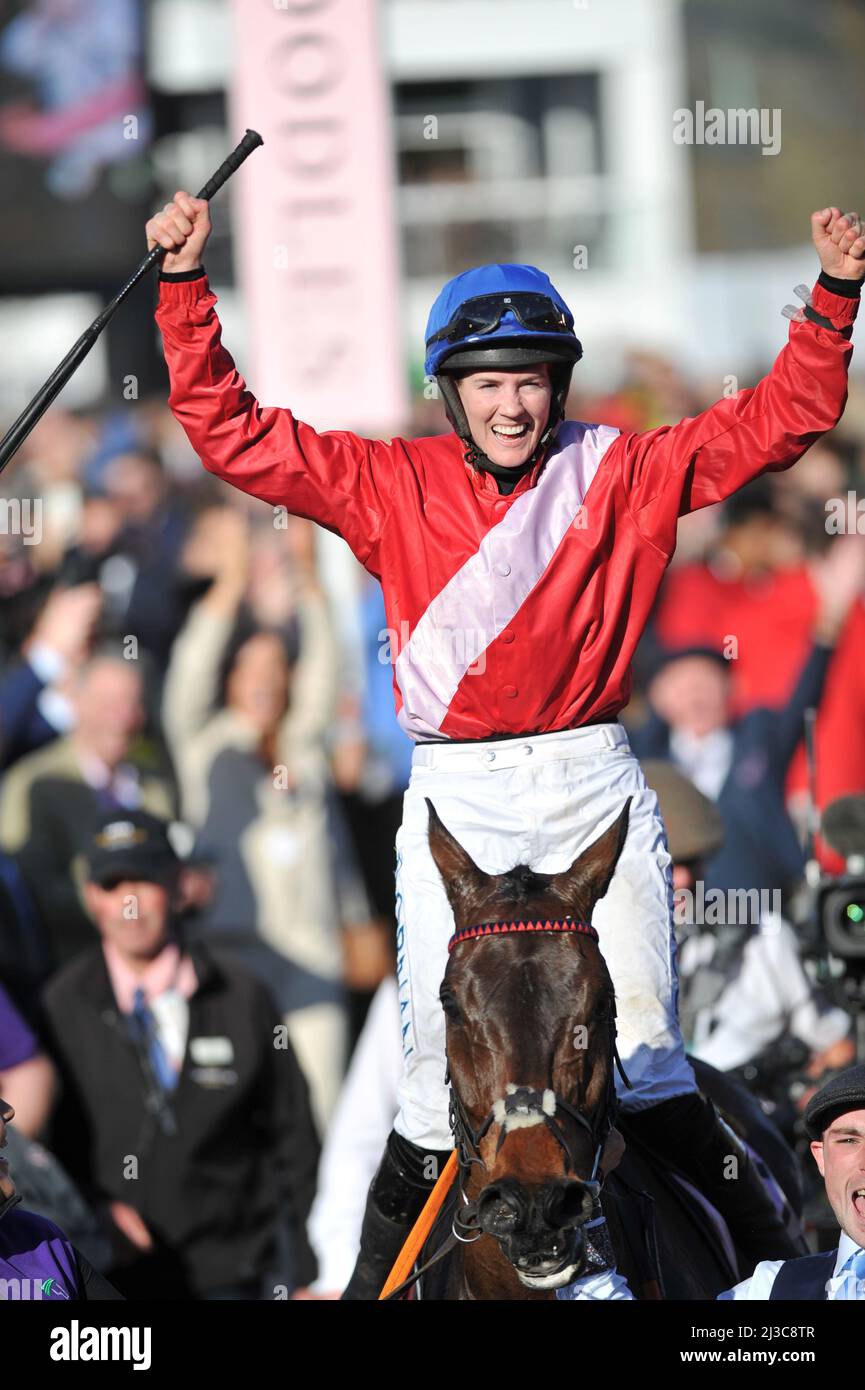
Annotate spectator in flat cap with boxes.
[640,760,850,1079]
[716,1065,865,1299]
[804,1064,865,1140]
[40,809,321,1300]
[631,541,865,908]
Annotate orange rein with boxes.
[378,1150,459,1299]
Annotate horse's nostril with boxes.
[477,1183,526,1234]
[546,1182,594,1229]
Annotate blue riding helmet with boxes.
[424,263,582,377]
[424,263,583,451]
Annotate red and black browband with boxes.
[448,918,598,953]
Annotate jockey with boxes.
[148,195,863,1298]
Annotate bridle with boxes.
[381,916,632,1298]
[445,918,632,1242]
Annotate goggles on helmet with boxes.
[425,291,573,349]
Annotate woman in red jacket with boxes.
[147,194,863,1297]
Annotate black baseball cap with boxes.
[804,1064,865,1140]
[86,810,180,888]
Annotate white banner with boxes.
[228,0,408,435]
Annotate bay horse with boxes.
[407,796,798,1301]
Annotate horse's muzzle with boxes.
[476,1179,596,1290]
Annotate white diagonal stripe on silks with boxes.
[395,420,621,739]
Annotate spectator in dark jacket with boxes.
[41,810,320,1300]
[631,536,865,905]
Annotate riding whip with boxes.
[0,128,264,476]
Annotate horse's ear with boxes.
[550,798,632,911]
[426,798,489,919]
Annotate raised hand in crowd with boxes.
[180,504,250,614]
[809,532,865,645]
[24,581,102,673]
[246,515,320,628]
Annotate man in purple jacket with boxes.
[0,1096,120,1300]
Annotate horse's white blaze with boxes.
[492,1084,557,1131]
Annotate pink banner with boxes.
[228,0,407,434]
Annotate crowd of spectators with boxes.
[1,343,864,1295]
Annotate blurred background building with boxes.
[2,0,865,418]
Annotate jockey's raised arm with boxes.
[150,190,400,574]
[620,212,862,546]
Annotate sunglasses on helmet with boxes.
[427,291,573,347]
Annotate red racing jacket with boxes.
[156,272,858,743]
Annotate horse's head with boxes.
[427,796,631,1292]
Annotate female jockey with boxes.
[148,195,863,1298]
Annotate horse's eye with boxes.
[439,989,463,1022]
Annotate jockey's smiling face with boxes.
[456,365,552,468]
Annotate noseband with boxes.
[445,917,632,1241]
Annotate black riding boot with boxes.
[341,1130,453,1300]
[624,1092,803,1278]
